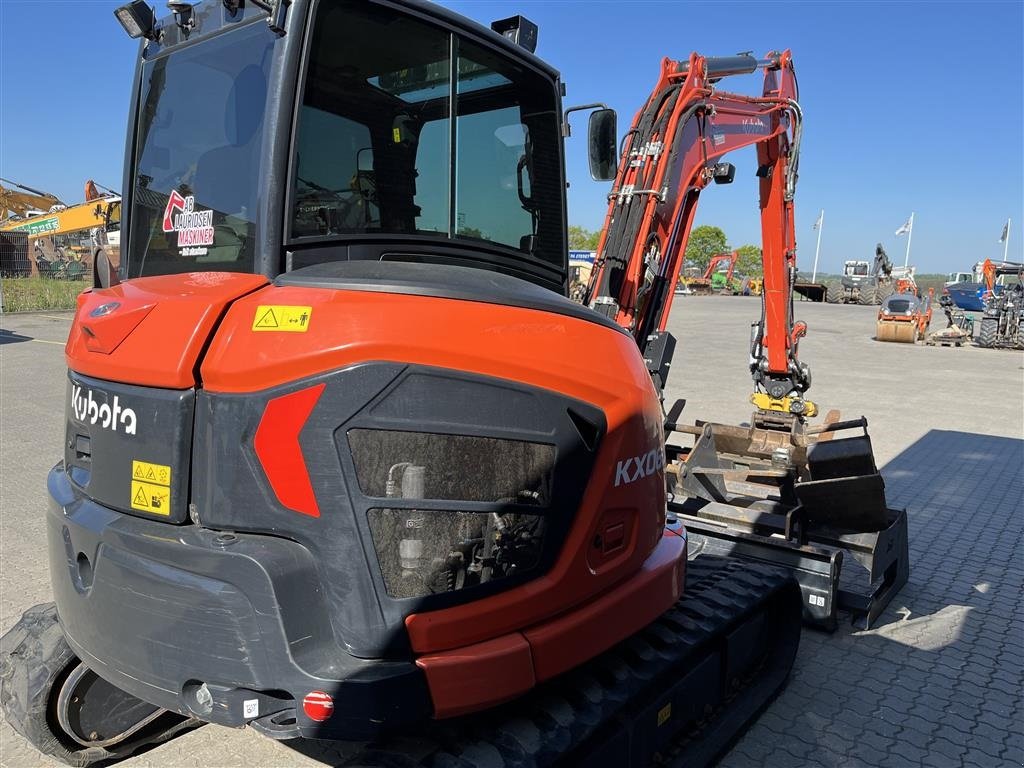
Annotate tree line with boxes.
[569,224,763,276]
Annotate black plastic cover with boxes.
[64,372,194,524]
[275,260,625,333]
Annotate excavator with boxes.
[0,178,65,222]
[0,179,66,276]
[1,1,905,766]
[685,250,739,294]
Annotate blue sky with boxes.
[1,0,1021,273]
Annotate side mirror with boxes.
[587,108,618,182]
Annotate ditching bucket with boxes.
[666,414,909,630]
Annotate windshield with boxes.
[884,298,914,313]
[289,0,563,266]
[127,22,276,278]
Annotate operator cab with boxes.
[117,0,615,294]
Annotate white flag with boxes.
[999,220,1009,243]
[813,210,823,230]
[895,216,912,236]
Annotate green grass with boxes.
[1,277,87,313]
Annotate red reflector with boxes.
[302,690,334,722]
[253,383,326,517]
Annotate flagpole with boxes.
[903,211,914,268]
[1004,218,1011,263]
[812,209,823,282]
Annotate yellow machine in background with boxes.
[0,178,64,221]
[0,180,120,279]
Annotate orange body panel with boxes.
[416,533,685,718]
[66,273,268,389]
[415,634,536,719]
[202,284,669,654]
[522,531,685,683]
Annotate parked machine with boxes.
[0,2,906,767]
[0,180,121,279]
[827,245,907,305]
[0,178,65,222]
[876,288,933,343]
[687,250,740,294]
[977,259,1024,349]
[944,262,990,312]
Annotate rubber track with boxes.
[0,603,200,767]
[344,557,800,768]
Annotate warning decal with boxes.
[130,480,171,516]
[130,460,172,516]
[251,305,313,332]
[132,460,171,487]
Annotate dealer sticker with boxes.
[252,305,313,332]
[162,191,214,257]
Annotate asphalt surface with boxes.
[1,297,1022,767]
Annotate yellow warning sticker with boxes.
[130,480,171,516]
[252,305,313,332]
[657,702,672,727]
[132,460,171,487]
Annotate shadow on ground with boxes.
[731,429,1023,767]
[0,329,33,345]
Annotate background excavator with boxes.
[685,250,739,295]
[0,178,65,222]
[1,2,904,767]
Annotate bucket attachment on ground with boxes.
[666,411,909,631]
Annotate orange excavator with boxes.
[685,250,740,294]
[586,47,907,631]
[1,2,905,767]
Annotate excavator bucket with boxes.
[876,319,917,343]
[666,415,908,631]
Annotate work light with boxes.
[114,1,158,41]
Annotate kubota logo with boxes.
[71,384,137,435]
[614,448,665,487]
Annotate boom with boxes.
[0,178,64,221]
[586,51,814,415]
[703,251,739,282]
